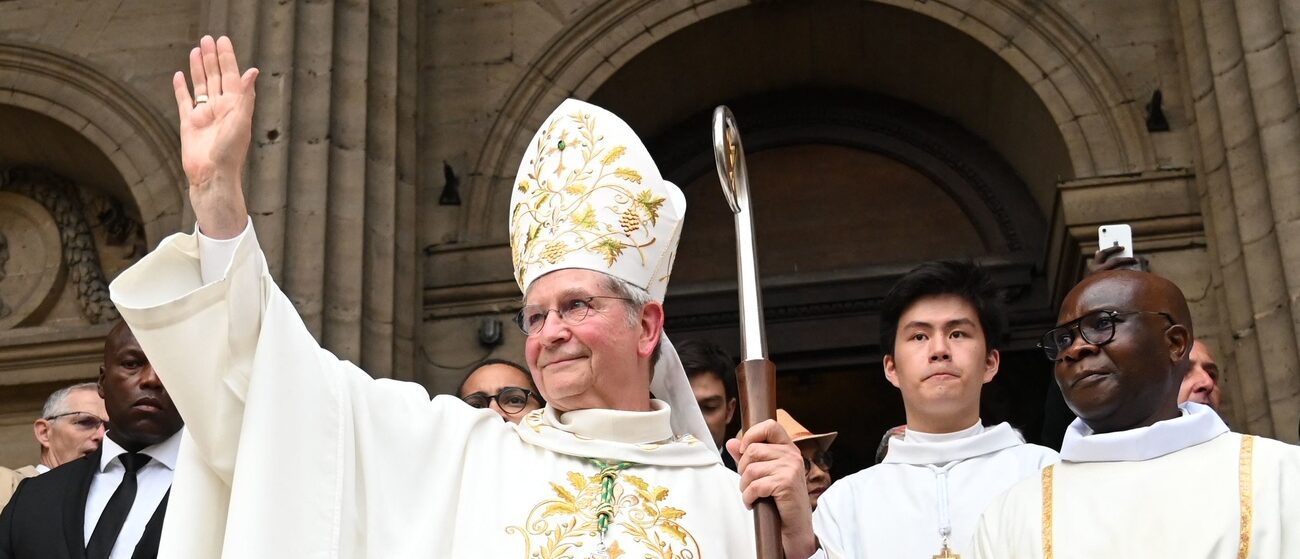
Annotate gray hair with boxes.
[41,382,99,419]
[600,274,663,367]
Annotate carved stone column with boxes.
[199,0,421,379]
[1171,0,1300,442]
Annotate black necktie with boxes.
[86,452,152,559]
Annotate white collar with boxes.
[98,429,183,473]
[546,400,674,445]
[515,399,721,467]
[903,420,985,444]
[35,463,50,474]
[885,421,1024,465]
[1060,402,1228,463]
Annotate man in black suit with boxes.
[0,321,184,559]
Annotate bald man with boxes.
[1180,340,1222,410]
[971,270,1300,558]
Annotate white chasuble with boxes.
[109,226,755,558]
[971,403,1300,558]
[812,421,1058,558]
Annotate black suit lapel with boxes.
[63,449,100,559]
[129,489,169,559]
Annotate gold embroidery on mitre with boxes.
[506,471,700,559]
[511,108,668,289]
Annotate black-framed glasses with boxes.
[513,295,633,336]
[1037,309,1175,361]
[803,450,833,473]
[462,387,539,415]
[44,411,107,431]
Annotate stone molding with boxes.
[0,323,112,387]
[1046,169,1203,303]
[0,40,186,249]
[465,0,1156,240]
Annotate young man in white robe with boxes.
[107,35,819,558]
[812,261,1058,558]
[971,270,1300,558]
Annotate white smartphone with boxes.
[1098,224,1133,258]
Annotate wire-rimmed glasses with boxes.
[45,411,107,431]
[512,295,633,336]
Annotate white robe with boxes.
[812,421,1058,558]
[971,402,1300,558]
[108,226,756,558]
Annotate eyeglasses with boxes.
[45,411,107,431]
[1037,310,1175,361]
[513,296,633,336]
[462,387,539,415]
[803,450,833,473]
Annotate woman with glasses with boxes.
[458,359,545,423]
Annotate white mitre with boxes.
[509,98,714,453]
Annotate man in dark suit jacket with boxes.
[0,322,184,559]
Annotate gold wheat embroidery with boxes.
[506,469,700,559]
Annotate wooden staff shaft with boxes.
[738,358,782,559]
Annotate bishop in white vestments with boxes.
[812,261,1059,559]
[108,36,817,558]
[971,270,1300,558]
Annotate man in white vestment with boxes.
[812,261,1058,558]
[971,270,1300,558]
[107,35,818,558]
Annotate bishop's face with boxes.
[523,269,659,412]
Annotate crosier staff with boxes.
[713,106,781,559]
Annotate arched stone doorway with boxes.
[429,0,1165,472]
[465,0,1153,243]
[574,1,1090,474]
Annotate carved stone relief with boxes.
[0,192,62,330]
[0,166,145,330]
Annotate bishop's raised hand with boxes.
[172,35,259,239]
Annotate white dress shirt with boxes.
[83,430,180,559]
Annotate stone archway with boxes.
[0,41,186,248]
[465,0,1156,241]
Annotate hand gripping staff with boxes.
[713,106,781,559]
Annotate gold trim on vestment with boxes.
[1040,436,1257,559]
[1238,435,1255,559]
[1041,464,1054,559]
